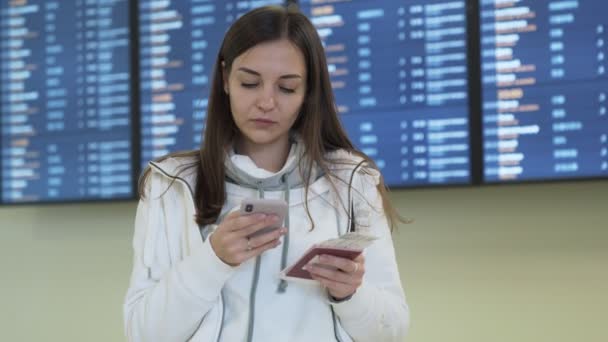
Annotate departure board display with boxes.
[299,0,471,186]
[481,0,608,182]
[1,0,133,203]
[139,0,283,168]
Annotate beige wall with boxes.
[1,181,606,341]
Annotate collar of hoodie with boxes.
[224,135,321,191]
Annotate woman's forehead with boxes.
[232,39,306,77]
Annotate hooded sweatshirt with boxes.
[123,140,409,342]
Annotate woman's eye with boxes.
[280,87,296,94]
[241,83,258,88]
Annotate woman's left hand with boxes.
[304,254,365,300]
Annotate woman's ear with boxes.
[221,61,229,94]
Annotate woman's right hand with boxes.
[209,211,286,266]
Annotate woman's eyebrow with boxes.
[237,67,302,79]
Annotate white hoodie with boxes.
[123,149,409,342]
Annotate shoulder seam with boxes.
[149,161,196,200]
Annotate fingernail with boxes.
[256,214,266,219]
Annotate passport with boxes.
[280,233,378,281]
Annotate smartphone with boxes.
[240,198,288,238]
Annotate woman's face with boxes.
[224,39,307,151]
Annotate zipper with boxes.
[246,182,265,342]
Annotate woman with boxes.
[124,5,409,342]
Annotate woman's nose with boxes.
[257,93,275,112]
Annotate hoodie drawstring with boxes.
[248,178,292,342]
[277,174,290,293]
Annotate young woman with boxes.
[124,5,409,342]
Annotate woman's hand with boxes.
[305,254,365,300]
[210,211,286,266]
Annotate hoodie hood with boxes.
[224,136,322,191]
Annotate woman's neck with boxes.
[235,137,290,173]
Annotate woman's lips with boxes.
[251,118,277,127]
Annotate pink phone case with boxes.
[240,198,288,238]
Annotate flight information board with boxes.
[138,0,283,169]
[300,0,471,186]
[481,0,608,182]
[0,0,133,203]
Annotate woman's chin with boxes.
[240,131,288,148]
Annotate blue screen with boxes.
[1,0,133,203]
[5,0,605,204]
[139,0,471,188]
[481,0,608,182]
[300,0,471,186]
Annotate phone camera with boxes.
[245,204,253,212]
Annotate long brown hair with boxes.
[139,5,405,230]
